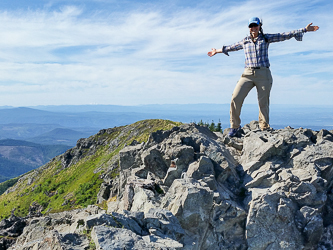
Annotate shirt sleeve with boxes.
[266,28,307,43]
[222,40,244,56]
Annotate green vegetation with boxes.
[197,120,223,132]
[154,184,164,194]
[0,119,181,219]
[89,239,96,249]
[0,175,9,183]
[0,177,20,195]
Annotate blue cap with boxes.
[248,17,261,27]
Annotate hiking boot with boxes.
[261,127,274,132]
[228,127,241,137]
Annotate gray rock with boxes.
[245,161,277,188]
[246,193,303,250]
[85,213,144,236]
[223,136,244,150]
[143,234,183,249]
[187,156,214,179]
[118,144,145,191]
[116,210,145,234]
[318,225,333,249]
[161,178,214,248]
[295,206,323,247]
[28,201,43,217]
[316,129,333,143]
[0,237,16,250]
[123,182,135,210]
[144,208,185,242]
[209,198,247,249]
[91,226,153,250]
[130,186,158,213]
[163,164,180,187]
[96,182,112,204]
[187,156,217,190]
[60,233,91,250]
[119,143,144,171]
[10,209,94,249]
[141,147,169,179]
[0,214,26,238]
[110,211,148,236]
[162,145,195,186]
[9,229,90,250]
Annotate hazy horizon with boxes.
[0,103,331,131]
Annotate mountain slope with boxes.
[0,119,181,219]
[0,139,70,183]
[0,123,62,140]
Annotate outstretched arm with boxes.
[267,23,319,43]
[306,23,319,32]
[207,48,222,57]
[208,41,243,57]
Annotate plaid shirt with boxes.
[222,28,307,68]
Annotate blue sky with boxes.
[0,0,331,106]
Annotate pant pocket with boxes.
[265,69,273,84]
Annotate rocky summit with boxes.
[1,120,333,249]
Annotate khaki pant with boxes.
[230,67,273,130]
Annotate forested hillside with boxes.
[0,139,70,184]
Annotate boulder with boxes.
[246,193,303,250]
[91,226,153,250]
[0,214,26,238]
[187,156,217,190]
[161,178,214,248]
[144,208,185,242]
[0,237,16,250]
[85,212,144,236]
[208,197,247,249]
[141,147,169,179]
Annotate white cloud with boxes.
[0,0,330,106]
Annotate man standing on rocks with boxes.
[208,17,319,137]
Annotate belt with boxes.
[247,66,269,69]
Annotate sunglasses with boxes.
[249,23,259,28]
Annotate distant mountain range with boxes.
[26,128,94,146]
[1,104,333,131]
[0,139,70,183]
[1,104,333,146]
